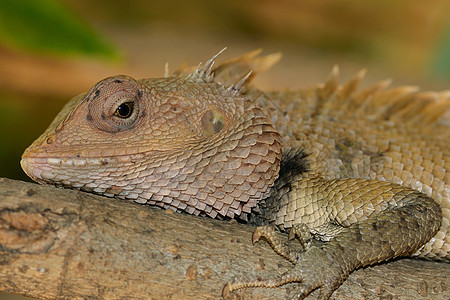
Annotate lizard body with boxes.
[21,50,449,299]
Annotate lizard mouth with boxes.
[20,156,125,198]
[22,157,74,185]
[20,157,60,185]
[20,155,116,186]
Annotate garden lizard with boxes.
[21,49,449,299]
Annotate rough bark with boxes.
[0,178,448,300]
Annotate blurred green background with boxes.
[0,0,449,299]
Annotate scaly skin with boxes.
[21,50,449,299]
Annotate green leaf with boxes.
[0,0,118,58]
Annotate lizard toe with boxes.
[252,225,276,244]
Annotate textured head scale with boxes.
[21,50,282,218]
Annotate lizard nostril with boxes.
[46,136,55,144]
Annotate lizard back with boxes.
[249,69,449,260]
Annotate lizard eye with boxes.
[114,102,134,118]
[87,76,143,133]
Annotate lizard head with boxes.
[21,51,282,218]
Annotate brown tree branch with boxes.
[0,178,448,299]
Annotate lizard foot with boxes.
[252,225,298,264]
[222,245,346,300]
[223,226,348,299]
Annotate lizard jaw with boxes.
[20,156,104,187]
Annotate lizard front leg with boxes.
[223,177,442,299]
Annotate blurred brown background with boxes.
[0,0,449,299]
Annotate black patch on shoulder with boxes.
[86,114,93,121]
[249,149,309,226]
[278,148,309,180]
[137,90,143,99]
[114,79,122,84]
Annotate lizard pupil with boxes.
[115,102,134,118]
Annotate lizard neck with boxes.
[139,104,282,218]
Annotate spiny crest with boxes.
[337,68,367,100]
[317,65,340,100]
[164,62,170,78]
[190,47,227,82]
[316,67,450,128]
[213,49,281,94]
[227,71,253,95]
[188,48,256,96]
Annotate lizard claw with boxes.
[252,225,298,264]
[221,282,232,299]
[252,225,275,244]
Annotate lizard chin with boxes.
[20,157,37,183]
[20,156,88,187]
[20,157,60,187]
